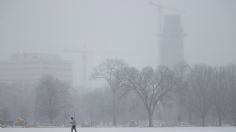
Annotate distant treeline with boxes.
[1,59,236,127]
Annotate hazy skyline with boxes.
[1,0,236,86]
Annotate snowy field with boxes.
[1,127,236,132]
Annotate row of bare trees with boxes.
[1,59,236,127]
[91,59,236,127]
[178,64,236,126]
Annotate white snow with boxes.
[1,127,236,132]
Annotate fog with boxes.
[1,0,236,86]
[0,0,236,128]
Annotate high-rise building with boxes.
[0,53,73,85]
[159,14,185,68]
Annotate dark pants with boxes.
[71,125,77,132]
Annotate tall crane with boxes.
[149,0,184,34]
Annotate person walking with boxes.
[70,117,77,132]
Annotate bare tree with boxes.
[188,64,214,126]
[91,59,126,126]
[173,62,191,123]
[225,65,236,126]
[35,75,70,125]
[116,66,176,127]
[211,66,228,126]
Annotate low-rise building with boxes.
[0,52,72,85]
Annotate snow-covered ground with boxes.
[1,127,236,132]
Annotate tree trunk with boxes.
[201,115,206,127]
[188,110,193,124]
[112,91,117,126]
[148,110,153,127]
[217,111,222,126]
[49,114,53,125]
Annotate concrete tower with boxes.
[159,14,185,68]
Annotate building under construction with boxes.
[159,14,185,68]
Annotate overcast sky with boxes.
[0,0,236,86]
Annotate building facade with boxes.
[0,53,73,85]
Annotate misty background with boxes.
[1,0,236,87]
[1,0,236,128]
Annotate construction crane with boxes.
[149,0,184,33]
[63,43,88,90]
[63,43,130,90]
